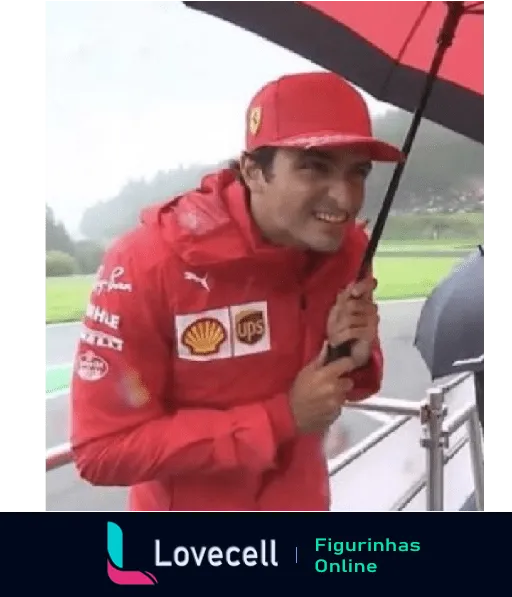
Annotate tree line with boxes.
[78,109,483,244]
[46,205,105,277]
[47,109,484,276]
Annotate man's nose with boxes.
[328,181,350,207]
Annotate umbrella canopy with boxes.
[414,247,483,380]
[184,1,483,143]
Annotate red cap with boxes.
[245,72,404,162]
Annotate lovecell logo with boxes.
[107,522,158,585]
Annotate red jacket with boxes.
[70,169,383,511]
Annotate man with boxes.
[70,71,403,511]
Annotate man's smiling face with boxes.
[242,147,373,252]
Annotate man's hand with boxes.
[289,343,357,434]
[326,275,380,368]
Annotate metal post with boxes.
[467,410,484,510]
[421,388,447,511]
[483,424,489,500]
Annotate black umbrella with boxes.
[414,246,483,380]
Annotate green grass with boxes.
[46,256,462,324]
[46,365,73,393]
[380,212,483,244]
[46,275,94,324]
[377,243,476,253]
[378,239,480,250]
[373,256,460,300]
[379,238,471,246]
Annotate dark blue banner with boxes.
[3,513,503,591]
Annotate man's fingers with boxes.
[329,307,379,342]
[316,407,341,431]
[322,356,357,378]
[333,295,378,318]
[329,326,377,346]
[337,313,374,328]
[337,377,355,393]
[328,317,368,343]
[349,276,377,299]
[334,277,377,306]
[320,377,355,403]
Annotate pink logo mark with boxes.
[107,522,157,585]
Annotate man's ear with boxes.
[239,152,266,195]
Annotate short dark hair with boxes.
[228,146,278,188]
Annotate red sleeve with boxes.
[346,338,383,401]
[70,241,297,487]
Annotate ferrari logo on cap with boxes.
[249,106,262,135]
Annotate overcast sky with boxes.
[46,1,393,235]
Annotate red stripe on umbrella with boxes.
[184,1,483,143]
[305,1,482,96]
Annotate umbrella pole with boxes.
[360,1,466,276]
[327,1,466,363]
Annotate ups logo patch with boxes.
[235,309,265,345]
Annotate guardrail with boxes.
[46,373,483,511]
[328,372,483,511]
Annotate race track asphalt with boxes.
[41,300,431,512]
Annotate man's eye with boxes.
[355,164,372,178]
[302,159,330,173]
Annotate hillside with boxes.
[78,109,483,242]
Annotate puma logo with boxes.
[184,271,210,292]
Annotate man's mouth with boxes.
[313,211,349,225]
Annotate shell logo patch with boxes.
[248,106,262,135]
[235,309,265,345]
[181,317,227,356]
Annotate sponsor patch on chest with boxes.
[175,301,270,361]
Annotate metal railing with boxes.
[328,372,484,511]
[46,442,72,472]
[46,372,483,511]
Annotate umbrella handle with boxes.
[326,339,354,362]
